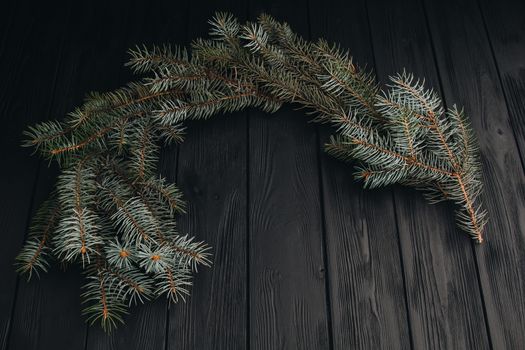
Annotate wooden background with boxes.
[0,0,524,349]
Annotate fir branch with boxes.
[138,176,186,215]
[18,12,489,332]
[15,196,61,279]
[82,265,128,332]
[155,266,192,303]
[53,156,102,266]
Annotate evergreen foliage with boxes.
[17,13,487,331]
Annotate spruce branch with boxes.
[16,196,61,279]
[18,12,488,331]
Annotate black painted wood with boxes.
[1,1,524,349]
[307,1,411,349]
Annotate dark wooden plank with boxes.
[307,1,411,348]
[247,1,330,349]
[423,0,525,347]
[0,3,70,348]
[84,1,183,349]
[166,1,249,349]
[0,2,16,51]
[478,0,525,166]
[367,0,491,348]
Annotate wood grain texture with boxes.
[247,1,330,349]
[423,0,525,347]
[367,0,491,348]
[0,3,70,349]
[307,0,411,349]
[478,0,525,167]
[166,1,249,349]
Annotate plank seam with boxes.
[245,108,251,350]
[305,0,335,347]
[388,193,415,350]
[246,4,251,349]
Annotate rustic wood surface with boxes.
[1,0,523,349]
